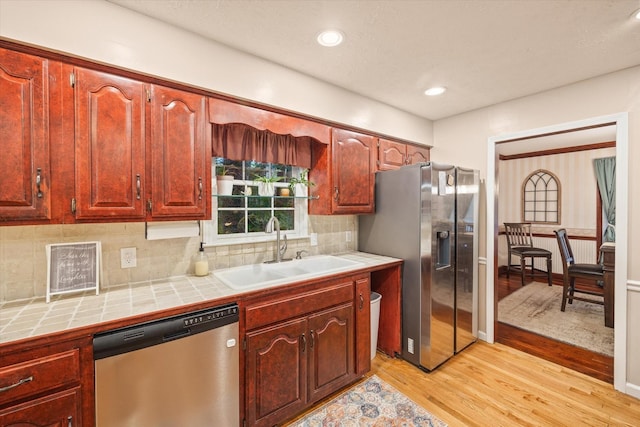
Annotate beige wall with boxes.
[497,148,616,273]
[434,66,640,394]
[499,147,616,231]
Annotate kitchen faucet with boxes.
[265,216,288,263]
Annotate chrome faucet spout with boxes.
[265,216,286,262]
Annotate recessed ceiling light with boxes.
[634,8,640,20]
[317,30,344,47]
[424,86,446,96]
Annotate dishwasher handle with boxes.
[164,328,191,342]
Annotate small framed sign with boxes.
[46,241,101,302]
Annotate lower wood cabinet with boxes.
[0,336,92,427]
[0,388,81,427]
[243,275,369,426]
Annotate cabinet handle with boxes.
[310,330,314,349]
[198,177,203,200]
[301,333,306,353]
[0,375,33,393]
[136,174,141,200]
[334,186,339,201]
[67,416,73,427]
[359,293,364,310]
[36,168,43,198]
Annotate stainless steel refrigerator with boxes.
[358,162,479,371]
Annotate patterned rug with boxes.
[289,375,447,427]
[498,281,613,356]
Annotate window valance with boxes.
[212,123,312,169]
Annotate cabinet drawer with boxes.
[0,349,80,406]
[245,281,353,330]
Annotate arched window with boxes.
[522,169,560,223]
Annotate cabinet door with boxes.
[74,68,146,220]
[307,303,355,403]
[0,48,51,222]
[245,318,307,427]
[0,387,81,427]
[354,276,371,375]
[378,138,406,171]
[406,144,430,164]
[149,85,209,219]
[331,129,376,214]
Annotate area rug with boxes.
[498,282,613,356]
[289,375,447,427]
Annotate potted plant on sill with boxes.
[254,174,282,196]
[216,165,235,196]
[288,169,315,197]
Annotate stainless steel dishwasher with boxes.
[93,303,239,427]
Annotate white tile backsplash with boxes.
[0,215,357,303]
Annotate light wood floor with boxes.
[287,342,640,426]
[368,342,640,426]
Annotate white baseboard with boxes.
[625,382,640,399]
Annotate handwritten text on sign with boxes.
[49,243,98,293]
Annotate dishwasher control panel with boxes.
[183,305,238,327]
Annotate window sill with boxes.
[204,232,310,248]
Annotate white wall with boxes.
[0,0,432,145]
[434,66,640,395]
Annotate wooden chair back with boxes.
[504,223,534,250]
[554,228,576,268]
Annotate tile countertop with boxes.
[0,252,400,345]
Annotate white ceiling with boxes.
[107,0,640,122]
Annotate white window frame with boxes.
[203,163,310,247]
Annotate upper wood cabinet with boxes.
[73,67,147,220]
[72,68,210,221]
[149,86,209,219]
[0,48,52,223]
[310,129,376,215]
[378,138,430,171]
[406,143,430,165]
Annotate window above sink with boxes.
[203,159,310,246]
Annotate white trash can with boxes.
[370,292,382,360]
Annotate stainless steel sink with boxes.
[213,255,364,290]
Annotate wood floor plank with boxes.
[496,275,613,383]
[366,343,640,427]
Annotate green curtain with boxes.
[593,156,616,242]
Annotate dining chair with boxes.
[504,222,552,286]
[554,228,604,312]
